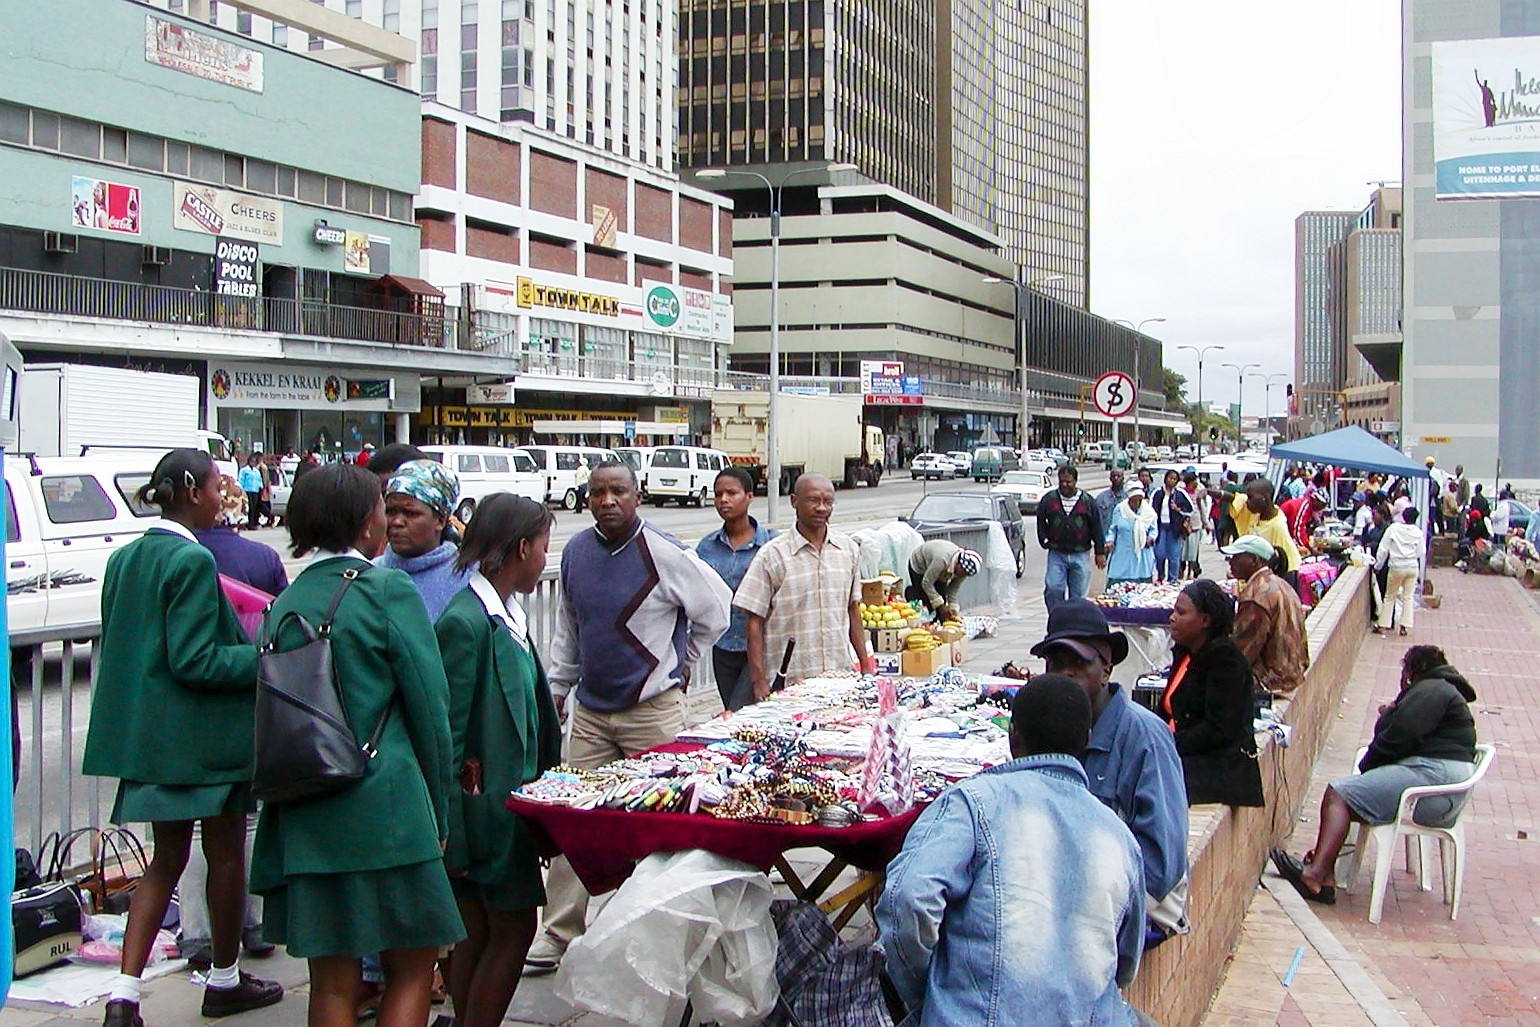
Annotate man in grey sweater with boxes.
[905,539,981,622]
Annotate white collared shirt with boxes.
[149,518,197,543]
[468,570,530,650]
[309,547,369,565]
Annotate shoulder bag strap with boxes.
[319,564,367,635]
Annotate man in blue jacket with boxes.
[1031,600,1191,944]
[878,675,1151,1027]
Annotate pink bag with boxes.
[219,574,273,642]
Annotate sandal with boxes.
[1269,848,1336,905]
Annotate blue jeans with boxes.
[1153,532,1182,582]
[1043,549,1092,612]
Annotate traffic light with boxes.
[1076,424,1085,437]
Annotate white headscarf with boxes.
[1116,495,1159,553]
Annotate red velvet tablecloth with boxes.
[507,798,921,896]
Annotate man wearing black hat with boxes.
[1031,600,1190,943]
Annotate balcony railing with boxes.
[0,266,488,352]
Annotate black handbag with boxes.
[252,566,391,804]
[12,881,83,976]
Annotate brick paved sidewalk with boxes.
[1206,567,1540,1026]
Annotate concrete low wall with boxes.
[1125,566,1371,1027]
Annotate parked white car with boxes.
[417,445,545,520]
[910,452,953,480]
[945,451,972,477]
[643,446,730,506]
[1020,450,1059,474]
[994,468,1053,515]
[5,453,160,633]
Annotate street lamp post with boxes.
[1249,372,1288,447]
[984,274,1063,451]
[1222,362,1261,450]
[696,163,857,523]
[1112,317,1166,450]
[1177,344,1225,453]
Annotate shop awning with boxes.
[367,274,445,298]
[532,419,691,437]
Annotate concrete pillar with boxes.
[395,412,411,443]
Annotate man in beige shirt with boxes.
[1222,534,1310,697]
[735,473,871,700]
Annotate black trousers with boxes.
[711,646,753,712]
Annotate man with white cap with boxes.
[1223,533,1309,697]
[1030,600,1190,945]
[906,538,981,623]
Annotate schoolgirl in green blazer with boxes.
[82,449,282,1027]
[250,463,463,1027]
[435,494,562,1027]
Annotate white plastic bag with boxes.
[983,521,1019,614]
[554,850,778,1027]
[851,521,926,581]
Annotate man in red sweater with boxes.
[1279,487,1326,548]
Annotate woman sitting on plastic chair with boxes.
[1270,644,1478,904]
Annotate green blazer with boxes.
[435,586,562,886]
[250,557,453,889]
[82,528,258,785]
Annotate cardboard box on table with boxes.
[872,651,902,676]
[868,628,905,653]
[901,646,949,678]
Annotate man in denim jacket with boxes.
[877,675,1151,1027]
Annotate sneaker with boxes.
[200,972,284,1018]
[103,1000,143,1027]
[242,927,275,958]
[523,935,566,977]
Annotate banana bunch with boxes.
[939,618,964,630]
[905,630,942,651]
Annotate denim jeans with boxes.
[1043,549,1092,613]
[1153,533,1182,582]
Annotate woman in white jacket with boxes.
[1374,507,1425,637]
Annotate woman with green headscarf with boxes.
[374,459,471,620]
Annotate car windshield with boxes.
[1001,471,1038,484]
[911,495,993,522]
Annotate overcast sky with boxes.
[1086,0,1402,416]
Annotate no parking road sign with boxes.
[1093,371,1136,419]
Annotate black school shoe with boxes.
[201,973,284,1018]
[103,1000,143,1027]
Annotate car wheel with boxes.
[562,488,579,511]
[698,486,710,507]
[455,498,476,523]
[912,473,919,480]
[1015,545,1025,578]
[651,495,667,507]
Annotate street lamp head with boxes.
[827,162,859,173]
[695,169,726,179]
[981,276,1008,284]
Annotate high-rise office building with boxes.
[941,0,1087,298]
[677,0,1088,298]
[157,0,677,172]
[1401,0,1540,484]
[1293,209,1355,433]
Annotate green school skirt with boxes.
[110,781,255,824]
[261,859,465,958]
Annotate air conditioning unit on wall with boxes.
[42,231,79,254]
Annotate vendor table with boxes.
[509,797,919,930]
[509,736,927,931]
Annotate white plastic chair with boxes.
[1337,743,1495,924]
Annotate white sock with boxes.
[109,974,142,1003]
[206,961,240,990]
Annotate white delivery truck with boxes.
[17,363,234,476]
[710,390,884,495]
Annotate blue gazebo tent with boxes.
[1266,426,1432,546]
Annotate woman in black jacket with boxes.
[1163,579,1265,807]
[1164,582,1262,806]
[1272,645,1478,904]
